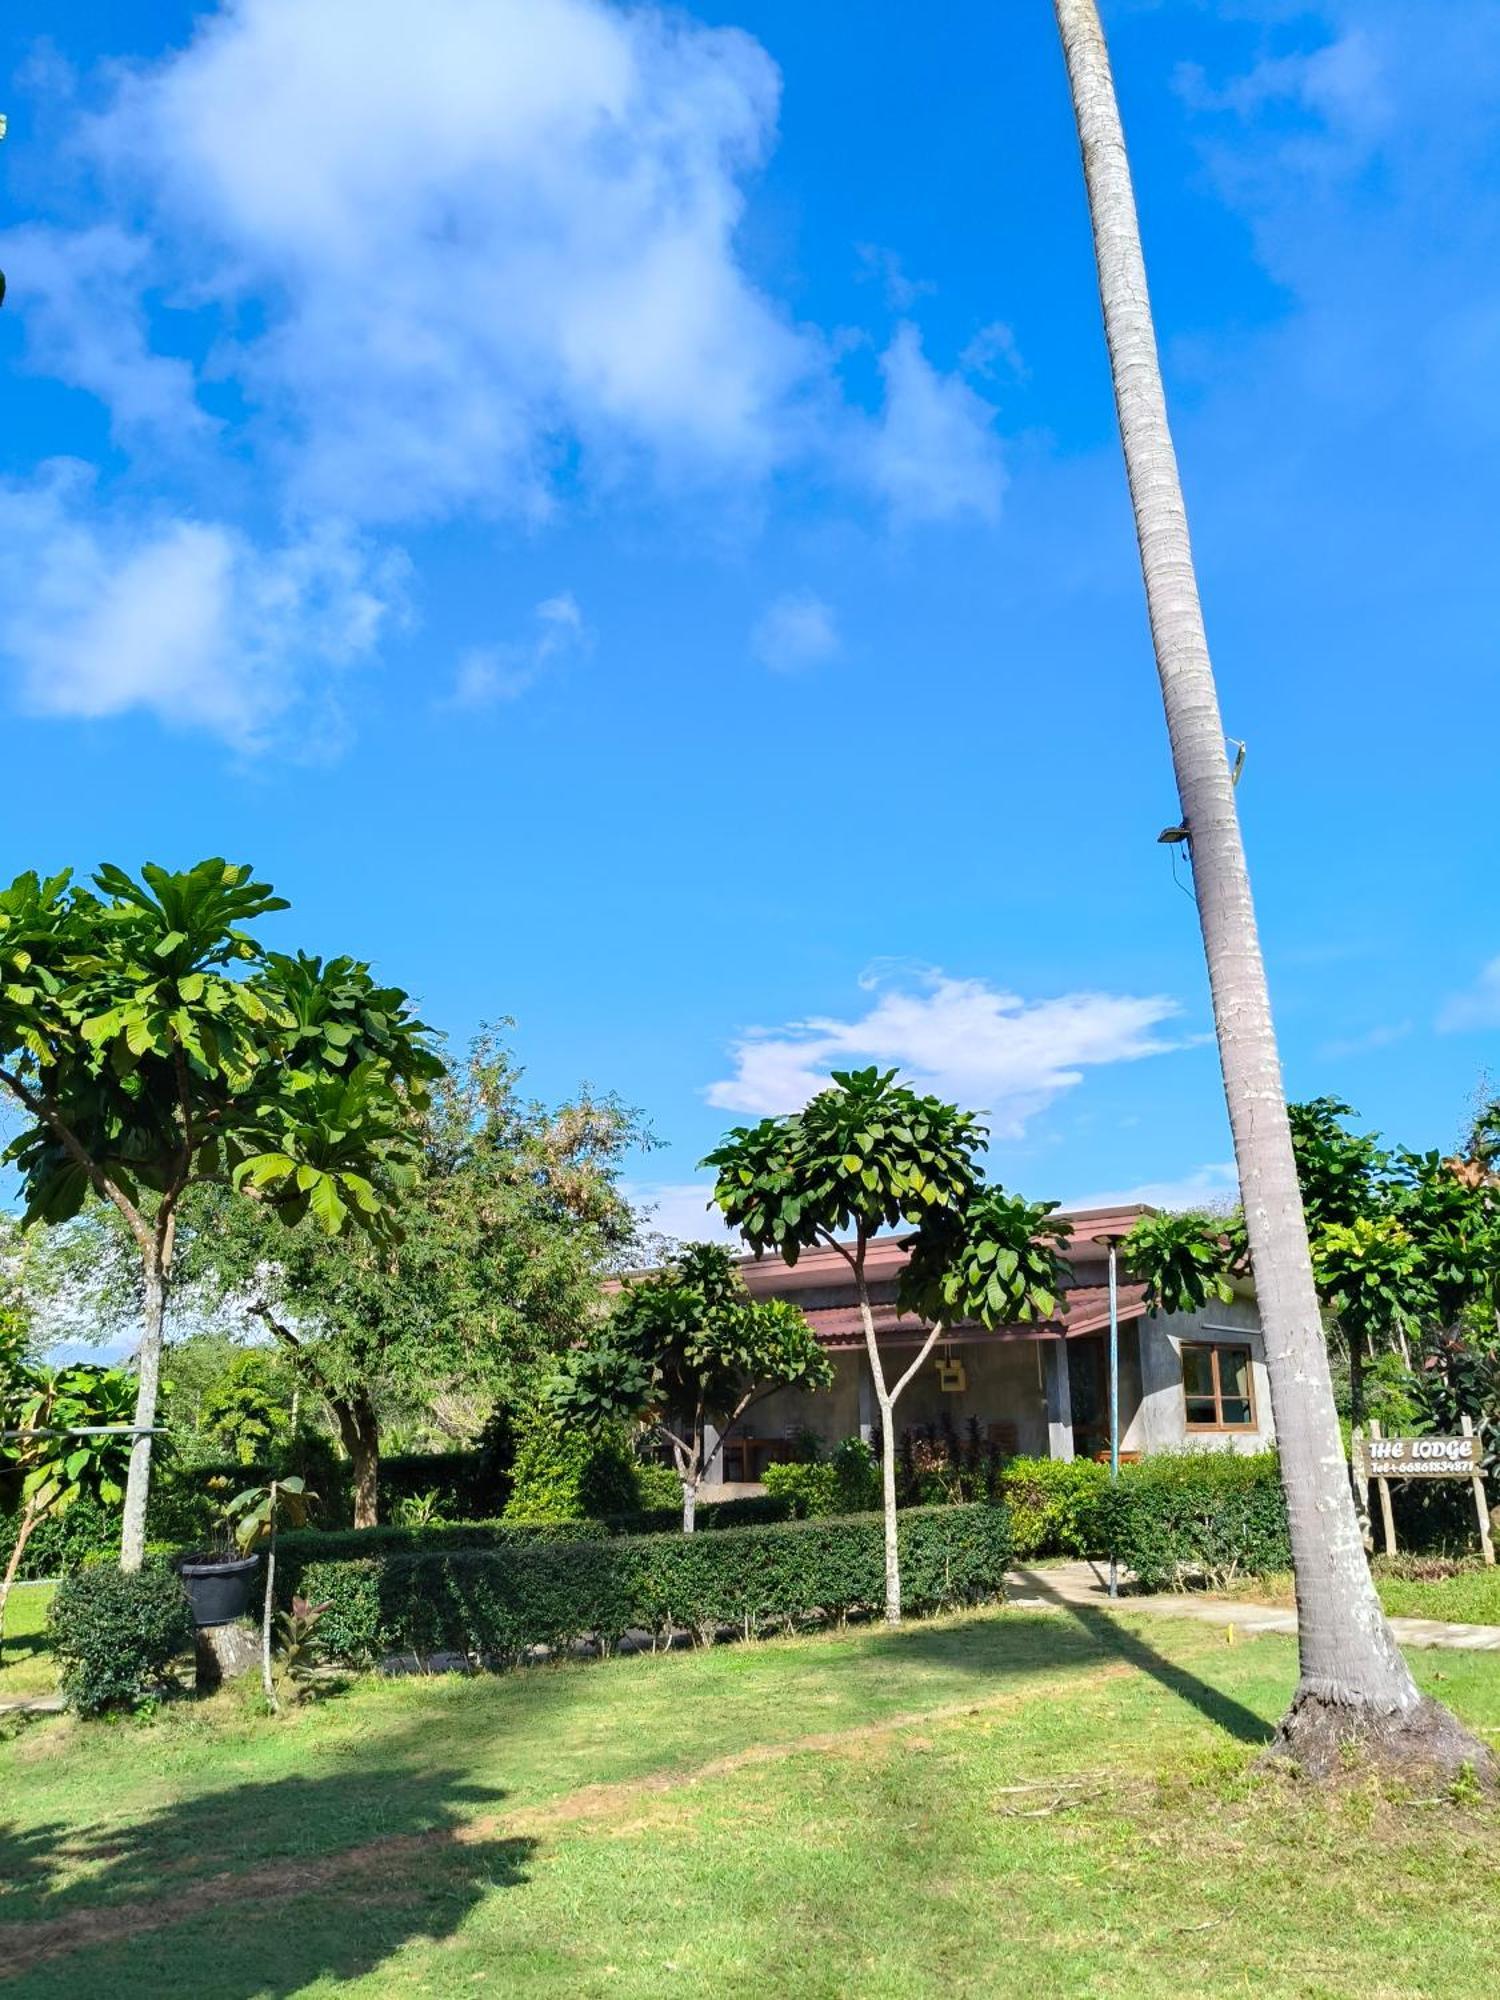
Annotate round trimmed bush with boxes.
[48,1565,194,1716]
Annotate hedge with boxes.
[270,1497,794,1598]
[48,1565,194,1716]
[996,1457,1110,1559]
[298,1504,1012,1666]
[1102,1450,1289,1590]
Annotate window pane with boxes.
[1219,1347,1252,1425]
[1181,1345,1215,1399]
[1185,1397,1219,1426]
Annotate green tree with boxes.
[0,1363,134,1653]
[553,1243,833,1531]
[705,1068,1067,1620]
[198,1350,296,1466]
[0,859,439,1567]
[1052,0,1485,1779]
[182,1030,645,1526]
[1119,1210,1241,1317]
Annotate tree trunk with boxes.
[333,1396,380,1529]
[681,1479,698,1534]
[1349,1326,1366,1430]
[1052,0,1490,1782]
[876,1390,899,1625]
[120,1252,167,1572]
[0,1500,41,1662]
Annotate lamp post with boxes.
[1095,1232,1121,1599]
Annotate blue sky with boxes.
[1,0,1496,1244]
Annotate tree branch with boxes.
[890,1321,948,1405]
[0,1063,153,1253]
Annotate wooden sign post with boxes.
[1350,1420,1495,1566]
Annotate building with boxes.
[713,1206,1271,1481]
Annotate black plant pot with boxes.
[179,1554,261,1628]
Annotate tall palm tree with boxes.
[1051,0,1488,1779]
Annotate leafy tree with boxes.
[198,1350,296,1466]
[1119,1210,1241,1317]
[1051,0,1481,1778]
[705,1068,1067,1621]
[552,1243,832,1530]
[0,1363,134,1653]
[181,1030,645,1526]
[0,859,439,1566]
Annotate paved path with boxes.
[1009,1561,1500,1652]
[0,1694,64,1716]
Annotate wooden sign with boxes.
[1350,1433,1480,1481]
[1352,1416,1494,1567]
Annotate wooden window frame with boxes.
[1180,1340,1257,1434]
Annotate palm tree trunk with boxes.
[1052,0,1489,1780]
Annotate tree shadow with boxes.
[861,1578,1274,1748]
[0,1762,533,1996]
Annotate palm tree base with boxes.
[1260,1686,1497,1790]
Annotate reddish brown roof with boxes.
[796,1281,1150,1352]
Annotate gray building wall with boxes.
[1130,1298,1274,1454]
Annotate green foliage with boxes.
[197,1349,294,1464]
[997,1456,1111,1559]
[0,860,439,1239]
[1120,1210,1238,1315]
[1101,1451,1289,1591]
[503,1403,642,1524]
[299,1505,1012,1666]
[900,1188,1073,1327]
[176,1029,645,1521]
[1312,1217,1425,1352]
[703,1066,986,1259]
[552,1243,832,1509]
[272,1594,337,1701]
[759,1443,882,1519]
[630,1459,684,1511]
[47,1563,193,1715]
[0,1489,120,1579]
[226,1475,317,1553]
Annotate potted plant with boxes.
[178,1481,264,1629]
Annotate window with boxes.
[1180,1342,1256,1431]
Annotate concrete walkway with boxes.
[0,1694,64,1716]
[1008,1561,1500,1652]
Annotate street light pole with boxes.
[1095,1232,1121,1599]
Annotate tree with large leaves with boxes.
[179,1029,645,1527]
[0,860,439,1567]
[0,1362,135,1655]
[1051,1,1489,1779]
[705,1068,1069,1621]
[552,1242,833,1531]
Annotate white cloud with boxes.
[43,0,999,529]
[750,590,840,673]
[1064,1162,1240,1215]
[864,324,1006,525]
[447,591,589,709]
[625,1180,740,1250]
[0,461,398,746]
[705,968,1185,1135]
[1438,958,1500,1034]
[1318,1020,1413,1059]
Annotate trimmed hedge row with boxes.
[271,1495,793,1599]
[298,1504,1012,1666]
[996,1457,1110,1559]
[1101,1451,1289,1590]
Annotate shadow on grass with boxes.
[855,1580,1274,1748]
[0,1763,532,1996]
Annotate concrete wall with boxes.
[1132,1298,1275,1454]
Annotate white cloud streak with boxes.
[1438,958,1500,1034]
[705,968,1185,1135]
[447,592,589,709]
[750,591,840,673]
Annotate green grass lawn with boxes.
[1,1602,1497,1998]
[0,1582,57,1701]
[1228,1566,1500,1627]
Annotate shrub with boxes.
[48,1566,194,1716]
[503,1405,642,1524]
[998,1457,1110,1559]
[299,1504,1012,1667]
[631,1460,684,1512]
[0,1493,121,1580]
[1101,1450,1289,1591]
[762,1462,840,1518]
[892,1416,1004,1506]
